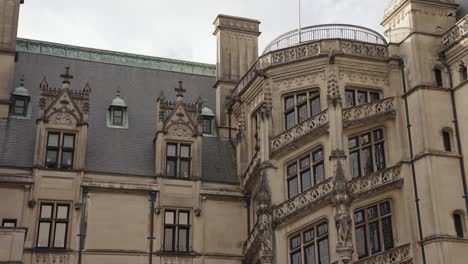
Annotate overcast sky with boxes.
[17,0,393,64]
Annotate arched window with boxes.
[460,64,468,82]
[434,68,443,87]
[442,129,453,152]
[453,211,465,238]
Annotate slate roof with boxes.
[0,39,238,184]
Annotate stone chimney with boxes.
[213,15,260,130]
[0,0,22,119]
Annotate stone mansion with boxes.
[1,0,468,263]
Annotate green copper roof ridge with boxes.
[16,38,216,77]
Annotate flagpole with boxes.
[298,0,302,43]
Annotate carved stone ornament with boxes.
[256,173,274,264]
[327,69,341,107]
[167,123,193,138]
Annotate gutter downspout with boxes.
[440,58,468,214]
[77,188,88,264]
[399,59,427,264]
[148,191,157,264]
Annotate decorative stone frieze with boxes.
[442,15,468,48]
[161,255,194,264]
[353,243,412,264]
[33,253,69,264]
[343,97,396,127]
[270,110,329,154]
[272,178,334,223]
[349,164,403,196]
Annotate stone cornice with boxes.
[16,38,215,77]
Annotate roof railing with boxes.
[262,24,387,54]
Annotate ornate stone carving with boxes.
[270,110,328,154]
[353,243,412,264]
[273,178,334,222]
[349,164,403,195]
[442,16,468,48]
[167,124,193,138]
[343,97,396,126]
[327,68,341,106]
[162,256,193,264]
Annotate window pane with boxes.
[313,149,323,162]
[362,147,374,176]
[165,211,175,224]
[40,204,53,218]
[166,159,176,177]
[56,205,69,219]
[349,137,359,149]
[46,150,58,167]
[367,206,378,220]
[179,211,189,225]
[301,170,312,191]
[291,251,302,264]
[203,119,212,134]
[375,143,386,170]
[380,202,391,216]
[361,133,371,145]
[305,244,316,264]
[304,228,314,242]
[298,103,308,123]
[53,223,67,248]
[290,235,301,250]
[454,213,464,238]
[345,90,355,108]
[354,210,364,224]
[370,92,380,102]
[318,238,329,264]
[113,109,123,118]
[164,227,174,251]
[350,151,361,178]
[61,151,73,169]
[180,145,190,158]
[178,228,189,252]
[286,111,295,129]
[369,221,381,254]
[314,163,325,185]
[310,96,321,116]
[37,222,51,247]
[180,160,190,178]
[300,156,310,169]
[355,226,367,258]
[288,163,297,176]
[167,144,177,157]
[374,129,384,141]
[357,91,368,105]
[297,94,307,103]
[63,135,75,148]
[47,133,59,147]
[288,177,299,198]
[285,96,295,110]
[382,217,394,250]
[317,223,328,236]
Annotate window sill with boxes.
[27,248,72,253]
[8,114,31,120]
[154,251,201,257]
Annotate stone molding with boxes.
[213,15,260,35]
[349,164,402,196]
[272,177,334,223]
[353,243,412,264]
[442,15,468,49]
[270,110,329,155]
[343,97,396,127]
[16,38,215,77]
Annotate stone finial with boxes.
[175,81,186,99]
[60,66,73,84]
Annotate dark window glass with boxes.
[375,143,386,170]
[45,133,75,169]
[357,91,368,105]
[166,160,176,177]
[298,103,308,123]
[164,227,175,251]
[443,131,452,152]
[310,95,321,116]
[285,96,295,110]
[435,69,443,87]
[361,147,373,174]
[314,163,325,184]
[369,222,381,254]
[112,108,124,126]
[350,151,361,178]
[286,111,295,130]
[382,217,394,249]
[345,90,355,108]
[461,65,468,81]
[287,148,325,199]
[180,160,190,178]
[454,213,464,238]
[203,119,213,134]
[288,177,299,198]
[370,92,380,102]
[301,170,312,191]
[355,226,367,258]
[164,210,190,252]
[166,143,191,178]
[349,129,385,178]
[12,96,28,116]
[284,91,321,129]
[290,223,328,264]
[36,203,69,249]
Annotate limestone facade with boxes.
[1,0,468,264]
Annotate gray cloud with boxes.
[18,0,394,64]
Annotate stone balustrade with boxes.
[343,97,396,127]
[273,178,334,223]
[349,164,402,196]
[271,110,329,155]
[354,243,412,264]
[442,15,468,48]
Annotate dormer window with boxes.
[166,143,191,178]
[45,132,75,169]
[10,78,31,118]
[201,102,216,136]
[107,91,128,128]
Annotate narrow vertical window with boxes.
[203,118,213,134]
[354,201,394,259]
[164,209,190,252]
[443,131,452,152]
[179,145,191,178]
[345,90,356,108]
[435,69,443,87]
[289,221,329,264]
[36,203,69,249]
[460,64,468,82]
[166,144,177,177]
[454,212,465,238]
[45,133,60,169]
[112,108,124,126]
